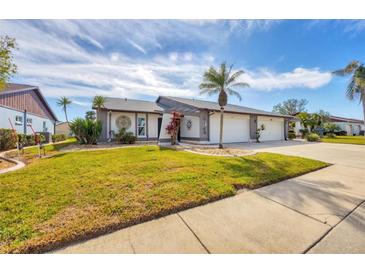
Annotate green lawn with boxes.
[0,146,328,253]
[5,138,77,162]
[321,135,365,145]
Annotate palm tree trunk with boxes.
[219,107,224,149]
[64,107,69,125]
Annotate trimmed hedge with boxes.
[0,129,17,151]
[52,134,67,143]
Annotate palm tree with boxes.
[56,96,72,124]
[199,63,249,148]
[333,61,365,136]
[92,95,106,115]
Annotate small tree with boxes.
[323,122,340,138]
[0,36,18,91]
[165,112,182,145]
[85,110,96,121]
[256,124,265,143]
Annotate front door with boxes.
[157,117,162,138]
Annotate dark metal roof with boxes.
[96,97,164,113]
[0,83,58,121]
[159,96,292,118]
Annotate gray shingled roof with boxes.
[161,96,292,118]
[98,97,164,113]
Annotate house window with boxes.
[15,115,23,125]
[43,121,48,132]
[137,117,146,137]
[26,118,32,125]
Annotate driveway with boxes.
[54,141,365,254]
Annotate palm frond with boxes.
[346,76,361,101]
[226,70,244,85]
[332,60,360,76]
[227,88,242,101]
[228,81,250,89]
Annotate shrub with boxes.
[288,131,296,140]
[306,133,320,142]
[256,124,265,143]
[0,129,17,151]
[116,128,136,144]
[52,134,67,143]
[69,118,102,145]
[17,134,45,146]
[326,132,336,138]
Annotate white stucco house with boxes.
[294,115,365,136]
[0,84,58,136]
[94,96,292,144]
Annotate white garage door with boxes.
[209,113,250,143]
[257,116,284,141]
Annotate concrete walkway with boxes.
[54,141,365,254]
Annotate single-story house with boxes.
[55,121,71,136]
[94,96,292,144]
[0,83,58,136]
[294,115,365,136]
[327,116,364,135]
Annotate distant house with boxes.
[294,114,365,136]
[0,83,58,135]
[327,116,364,135]
[94,96,292,143]
[55,121,71,136]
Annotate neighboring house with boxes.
[328,116,364,136]
[0,83,58,136]
[95,96,292,143]
[55,122,71,136]
[293,115,365,136]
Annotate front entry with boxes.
[157,117,162,138]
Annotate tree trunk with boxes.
[64,108,69,125]
[362,91,365,136]
[219,107,224,149]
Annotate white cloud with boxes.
[0,20,332,102]
[240,67,332,91]
[126,39,147,54]
[72,100,91,107]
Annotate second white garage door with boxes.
[209,113,250,143]
[257,116,284,141]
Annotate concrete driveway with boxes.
[54,141,365,254]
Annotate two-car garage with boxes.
[209,112,285,143]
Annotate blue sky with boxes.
[1,19,365,121]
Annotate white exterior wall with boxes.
[110,112,160,139]
[180,115,200,139]
[0,105,54,134]
[110,112,136,135]
[333,122,363,135]
[148,114,160,139]
[159,113,173,141]
[294,121,303,136]
[209,113,250,143]
[257,116,284,141]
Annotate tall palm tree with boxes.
[56,96,72,124]
[199,63,249,148]
[333,61,365,136]
[92,95,106,115]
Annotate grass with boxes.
[5,138,77,163]
[321,135,365,145]
[0,146,328,253]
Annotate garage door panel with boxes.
[210,113,250,143]
[257,116,284,141]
